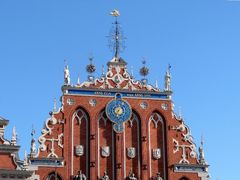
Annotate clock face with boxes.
[106,95,132,125]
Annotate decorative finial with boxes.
[108,9,125,58]
[155,80,159,89]
[165,64,171,91]
[178,106,182,119]
[23,150,28,169]
[140,59,149,85]
[101,65,105,77]
[77,74,81,86]
[11,126,17,145]
[30,125,37,157]
[199,135,207,165]
[110,9,120,17]
[53,98,57,112]
[64,60,71,85]
[86,55,96,82]
[130,66,134,78]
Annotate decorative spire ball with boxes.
[140,60,149,85]
[86,56,96,74]
[86,56,96,82]
[140,60,149,77]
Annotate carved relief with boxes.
[101,146,110,157]
[152,148,161,160]
[77,57,159,92]
[75,145,84,157]
[173,139,197,164]
[38,115,64,158]
[127,147,136,159]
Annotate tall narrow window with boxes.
[148,112,166,179]
[72,108,89,178]
[98,111,115,179]
[124,111,141,179]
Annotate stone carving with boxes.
[140,102,148,109]
[67,98,75,105]
[89,99,97,107]
[154,172,163,180]
[127,147,136,159]
[164,65,171,91]
[128,169,137,180]
[173,139,197,164]
[152,148,161,160]
[77,57,159,92]
[101,146,110,157]
[39,116,64,158]
[101,171,110,180]
[161,103,168,111]
[75,170,86,180]
[11,126,17,145]
[75,145,84,157]
[64,64,71,85]
[171,114,198,163]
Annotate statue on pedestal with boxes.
[101,171,110,180]
[128,169,137,180]
[75,170,86,180]
[154,172,163,180]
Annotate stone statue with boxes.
[64,65,71,85]
[165,65,171,91]
[154,172,163,180]
[101,171,110,180]
[76,170,86,180]
[128,169,137,180]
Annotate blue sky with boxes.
[0,1,239,179]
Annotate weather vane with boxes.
[108,9,125,58]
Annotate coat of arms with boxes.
[75,145,84,156]
[101,146,110,157]
[152,148,161,160]
[127,147,136,159]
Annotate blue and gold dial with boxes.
[106,94,132,132]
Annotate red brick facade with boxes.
[0,14,210,180]
[30,57,209,180]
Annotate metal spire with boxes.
[199,135,206,165]
[30,125,37,157]
[109,9,125,59]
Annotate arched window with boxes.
[124,111,141,179]
[98,110,115,180]
[71,108,90,178]
[46,172,62,180]
[148,112,166,180]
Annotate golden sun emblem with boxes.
[115,106,123,116]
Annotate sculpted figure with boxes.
[128,169,137,180]
[101,171,110,180]
[76,170,86,180]
[64,65,70,85]
[155,172,163,180]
